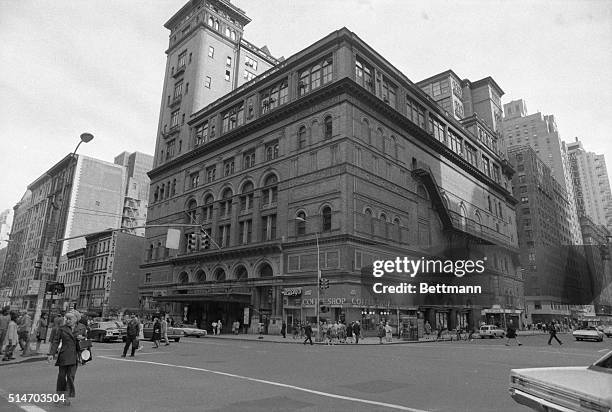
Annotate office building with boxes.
[114,151,154,236]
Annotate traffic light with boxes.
[321,278,329,289]
[200,228,210,250]
[187,233,197,251]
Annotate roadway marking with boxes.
[99,356,428,411]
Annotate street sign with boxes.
[41,255,57,275]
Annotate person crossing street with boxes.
[122,314,140,357]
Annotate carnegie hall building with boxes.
[140,1,522,334]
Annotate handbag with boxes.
[77,339,93,365]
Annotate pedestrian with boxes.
[152,316,161,348]
[2,311,19,361]
[137,316,144,351]
[211,321,217,335]
[122,314,140,357]
[377,322,386,344]
[547,321,562,345]
[353,321,361,344]
[385,322,393,343]
[161,316,170,346]
[0,306,10,354]
[47,310,87,406]
[505,321,522,346]
[232,320,240,335]
[293,322,300,339]
[17,311,33,356]
[35,313,49,354]
[424,321,432,335]
[346,322,353,344]
[303,322,313,345]
[281,321,286,338]
[216,319,222,335]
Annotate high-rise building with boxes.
[153,0,278,171]
[567,138,612,233]
[501,99,582,245]
[140,14,522,334]
[508,145,590,325]
[114,151,154,236]
[56,248,85,311]
[0,209,13,249]
[6,154,125,312]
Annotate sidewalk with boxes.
[204,332,440,345]
[0,342,49,366]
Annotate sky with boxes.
[1,0,611,213]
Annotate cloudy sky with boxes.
[1,0,611,213]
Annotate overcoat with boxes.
[48,323,87,366]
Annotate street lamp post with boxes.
[296,216,321,342]
[32,133,94,339]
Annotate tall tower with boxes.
[114,151,154,236]
[153,0,278,170]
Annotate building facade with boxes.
[79,230,145,317]
[508,145,591,325]
[0,209,13,249]
[56,248,85,311]
[114,151,154,236]
[567,138,612,233]
[141,19,522,334]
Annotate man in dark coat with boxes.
[47,311,88,405]
[122,314,140,357]
[353,321,361,344]
[547,321,562,345]
[303,322,313,345]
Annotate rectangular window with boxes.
[223,158,235,176]
[173,80,183,100]
[225,70,231,82]
[226,56,232,67]
[166,140,176,160]
[170,110,180,128]
[381,77,397,108]
[298,55,333,96]
[245,56,258,70]
[217,224,230,248]
[194,122,208,146]
[208,46,214,58]
[406,97,426,129]
[449,131,463,156]
[243,149,255,169]
[222,102,244,133]
[190,172,199,189]
[355,57,373,92]
[239,220,252,244]
[206,165,216,183]
[265,140,279,161]
[482,156,491,177]
[465,143,477,167]
[243,70,256,81]
[178,50,187,68]
[429,116,445,143]
[204,76,211,88]
[261,214,277,241]
[260,78,289,114]
[492,165,501,183]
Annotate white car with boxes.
[174,325,207,337]
[509,350,612,412]
[573,326,604,342]
[603,326,612,338]
[479,325,505,338]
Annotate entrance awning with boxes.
[154,292,251,304]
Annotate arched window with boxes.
[297,126,307,149]
[362,119,371,144]
[214,268,226,282]
[154,186,159,202]
[171,179,177,196]
[214,20,219,31]
[240,182,254,211]
[322,206,332,232]
[230,31,236,41]
[259,263,273,278]
[391,136,398,158]
[203,194,214,221]
[364,207,373,233]
[296,211,306,235]
[393,217,402,242]
[208,16,213,27]
[235,266,248,280]
[380,213,387,222]
[160,184,165,200]
[262,175,278,206]
[460,204,467,228]
[178,272,189,284]
[195,270,206,283]
[324,116,332,139]
[186,199,197,223]
[221,188,233,217]
[225,27,230,37]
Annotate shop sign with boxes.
[281,287,302,296]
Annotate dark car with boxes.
[142,322,183,342]
[87,321,127,342]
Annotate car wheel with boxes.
[196,335,200,338]
[174,338,180,342]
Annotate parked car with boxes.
[603,325,612,338]
[509,350,612,412]
[479,325,505,338]
[573,326,604,342]
[142,322,184,342]
[87,321,127,342]
[174,325,207,337]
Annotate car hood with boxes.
[511,366,612,406]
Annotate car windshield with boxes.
[99,322,119,329]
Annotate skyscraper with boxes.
[114,151,154,236]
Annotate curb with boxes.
[202,335,435,345]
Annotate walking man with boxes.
[161,316,170,346]
[505,320,522,346]
[547,321,562,345]
[122,314,140,357]
[17,311,32,356]
[353,321,361,344]
[303,322,313,345]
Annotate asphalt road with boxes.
[0,334,610,412]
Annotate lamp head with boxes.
[80,133,94,143]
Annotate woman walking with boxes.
[2,312,19,361]
[152,317,161,348]
[47,311,87,406]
